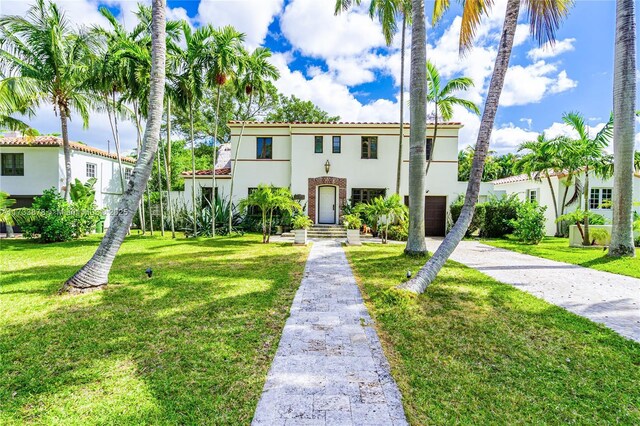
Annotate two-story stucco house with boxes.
[183,122,494,236]
[0,135,135,229]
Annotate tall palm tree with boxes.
[401,0,572,293]
[425,60,479,177]
[0,76,34,133]
[609,0,637,257]
[206,26,245,236]
[334,0,411,195]
[513,133,563,235]
[0,0,93,200]
[228,47,279,233]
[173,23,212,236]
[63,0,166,292]
[563,112,613,246]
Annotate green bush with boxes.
[292,215,313,230]
[589,228,610,246]
[386,222,408,241]
[480,194,521,238]
[342,213,362,230]
[510,202,546,244]
[22,188,102,243]
[450,195,486,237]
[634,236,640,248]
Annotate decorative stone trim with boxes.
[308,176,347,224]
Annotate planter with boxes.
[346,229,361,246]
[567,225,640,247]
[275,225,283,235]
[294,229,308,245]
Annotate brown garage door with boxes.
[425,196,447,236]
[403,195,448,237]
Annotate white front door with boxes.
[318,186,336,224]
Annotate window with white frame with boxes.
[86,162,97,178]
[526,189,538,204]
[589,188,612,209]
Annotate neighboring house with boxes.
[182,122,494,236]
[0,135,135,229]
[493,170,640,236]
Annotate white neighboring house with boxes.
[182,121,494,236]
[492,170,640,236]
[0,135,135,229]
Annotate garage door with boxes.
[403,195,448,237]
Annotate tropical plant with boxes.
[556,209,607,242]
[342,213,362,230]
[563,112,613,245]
[206,25,245,236]
[480,194,521,238]
[589,228,611,246]
[69,178,97,207]
[510,202,547,244]
[401,0,572,293]
[0,191,35,237]
[0,0,94,200]
[513,133,563,235]
[358,194,407,244]
[609,0,637,257]
[63,0,166,292]
[177,194,242,237]
[292,215,313,230]
[425,60,480,177]
[239,185,301,243]
[228,47,279,234]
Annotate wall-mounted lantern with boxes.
[324,159,331,174]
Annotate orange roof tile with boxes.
[181,167,231,177]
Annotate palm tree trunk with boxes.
[425,111,438,177]
[6,223,14,238]
[59,108,72,201]
[395,13,407,195]
[229,93,254,235]
[111,91,126,193]
[156,141,165,236]
[212,84,222,236]
[164,97,175,238]
[609,0,637,257]
[583,168,590,245]
[134,101,146,235]
[546,173,560,236]
[404,0,428,256]
[189,102,197,237]
[62,0,166,292]
[400,0,521,293]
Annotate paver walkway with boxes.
[424,238,640,343]
[252,240,408,426]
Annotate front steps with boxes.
[281,224,372,239]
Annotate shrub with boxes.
[292,215,313,230]
[386,222,408,241]
[634,236,640,248]
[450,195,486,237]
[510,202,546,244]
[342,213,362,230]
[174,194,243,237]
[589,228,610,246]
[480,194,521,238]
[22,188,102,243]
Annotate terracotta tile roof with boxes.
[228,121,463,126]
[492,169,562,185]
[0,136,136,164]
[181,167,231,177]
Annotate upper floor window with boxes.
[332,136,341,153]
[124,168,132,181]
[1,153,24,176]
[361,136,378,159]
[86,162,97,178]
[256,137,273,159]
[590,188,612,209]
[526,189,538,204]
[352,188,386,205]
[314,136,323,153]
[425,138,433,161]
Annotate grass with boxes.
[0,234,309,425]
[345,243,640,424]
[481,236,640,279]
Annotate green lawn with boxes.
[482,236,640,279]
[0,234,308,425]
[345,243,640,425]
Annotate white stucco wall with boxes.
[0,147,59,196]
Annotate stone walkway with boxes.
[252,240,408,426]
[425,238,640,343]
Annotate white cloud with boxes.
[528,38,576,61]
[196,0,283,47]
[501,61,577,106]
[1,0,109,27]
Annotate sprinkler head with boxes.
[406,270,412,279]
[145,268,153,278]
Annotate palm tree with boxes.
[228,47,279,233]
[359,194,408,243]
[563,112,613,246]
[400,0,572,293]
[63,0,166,292]
[0,192,35,238]
[425,60,479,177]
[0,0,93,200]
[173,23,212,236]
[334,0,411,195]
[239,185,300,243]
[513,133,563,235]
[609,0,637,257]
[206,26,245,236]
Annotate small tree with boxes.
[358,194,407,244]
[239,185,301,243]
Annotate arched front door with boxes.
[317,186,336,224]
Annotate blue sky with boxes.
[2,0,638,154]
